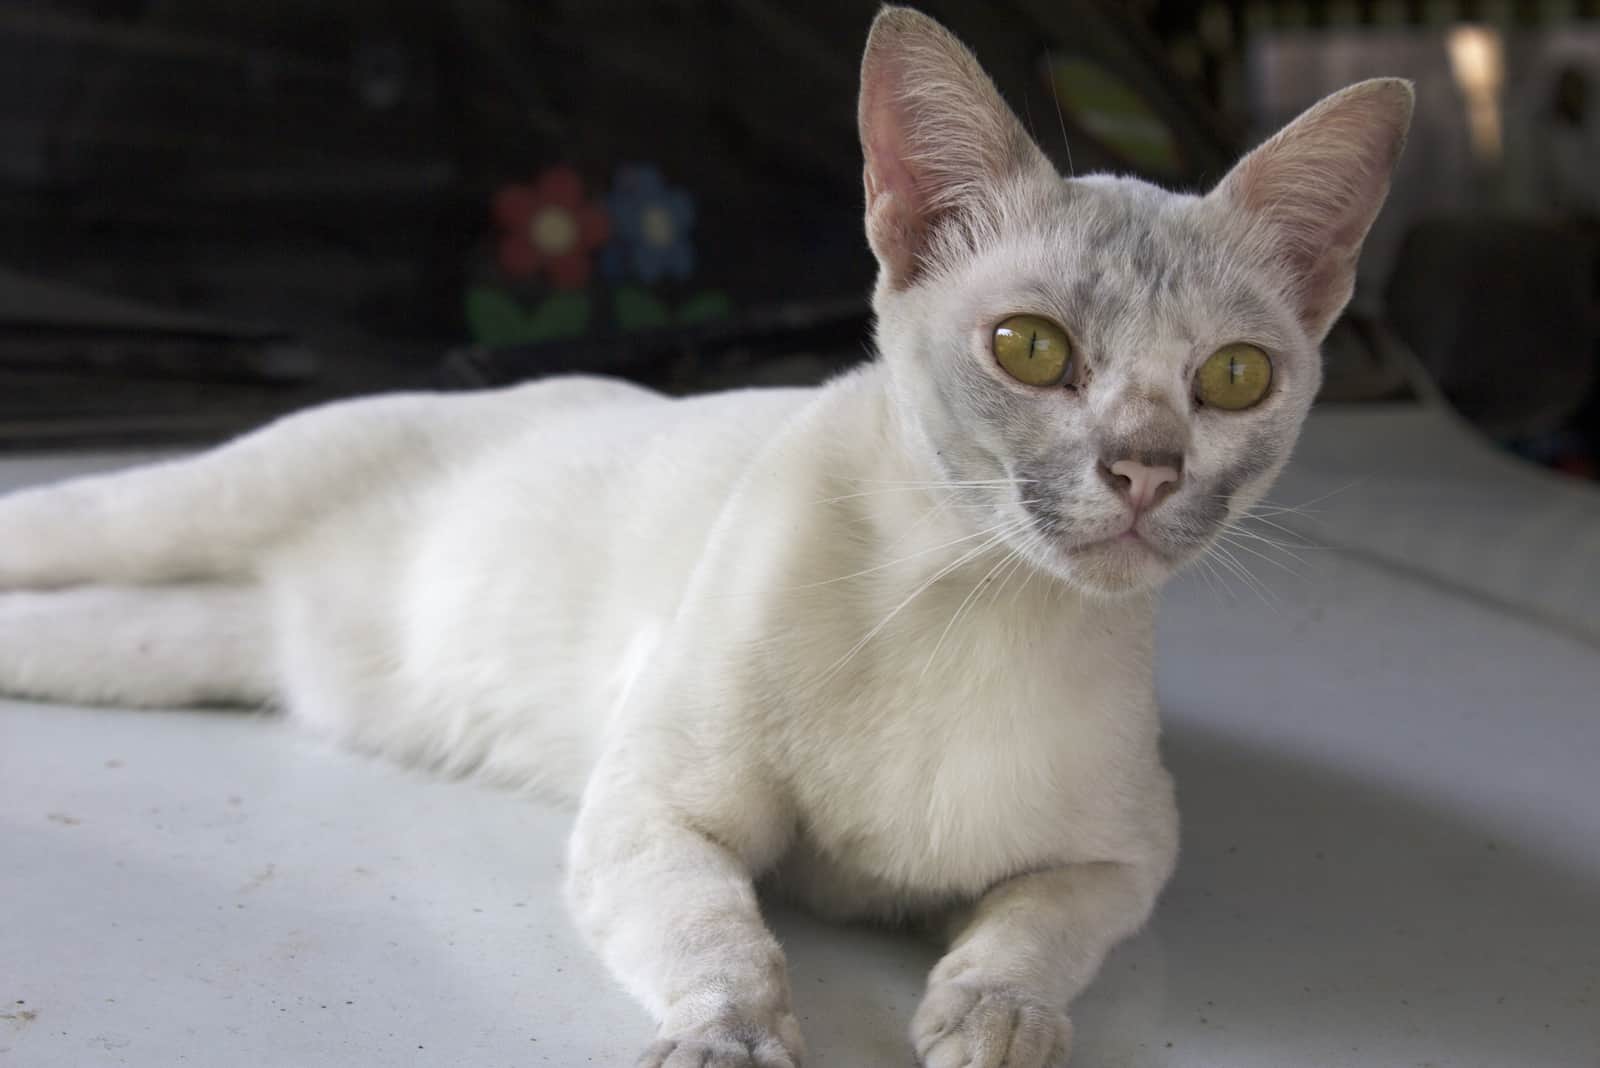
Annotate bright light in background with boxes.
[1447,24,1506,162]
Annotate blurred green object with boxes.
[676,291,733,326]
[615,288,732,332]
[1043,55,1186,178]
[465,290,591,345]
[613,288,672,332]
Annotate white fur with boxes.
[0,9,1411,1067]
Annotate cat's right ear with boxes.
[858,6,1054,290]
[1206,78,1414,341]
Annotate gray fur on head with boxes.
[860,6,1412,595]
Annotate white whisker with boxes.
[1236,511,1323,548]
[1046,56,1075,176]
[991,538,1034,610]
[1218,527,1310,572]
[880,493,958,553]
[819,518,1031,683]
[831,476,1035,488]
[1004,532,1050,611]
[794,519,1029,591]
[1210,542,1276,607]
[921,537,1023,678]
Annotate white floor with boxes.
[3,405,1598,1067]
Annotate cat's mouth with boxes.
[1070,529,1171,559]
[1027,524,1179,596]
[1014,491,1195,589]
[1033,523,1181,597]
[1064,516,1173,557]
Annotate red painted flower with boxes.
[493,166,609,289]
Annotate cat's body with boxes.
[0,10,1410,1067]
[271,375,807,799]
[1,367,1173,916]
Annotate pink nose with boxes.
[1107,459,1182,513]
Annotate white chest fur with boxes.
[762,575,1166,917]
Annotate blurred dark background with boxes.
[2,0,1597,479]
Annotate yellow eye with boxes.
[1195,344,1272,410]
[993,315,1074,388]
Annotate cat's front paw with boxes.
[911,980,1072,1068]
[638,1011,804,1068]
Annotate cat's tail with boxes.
[0,378,653,707]
[0,378,654,591]
[0,391,482,708]
[0,392,456,707]
[0,584,273,707]
[0,391,490,591]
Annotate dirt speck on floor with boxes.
[104,759,124,769]
[239,864,277,893]
[1,1009,38,1029]
[45,813,80,826]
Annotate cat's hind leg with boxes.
[0,584,273,707]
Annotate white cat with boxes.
[0,9,1411,1067]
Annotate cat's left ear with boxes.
[1208,78,1414,341]
[858,7,1055,291]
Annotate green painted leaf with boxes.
[465,288,531,345]
[677,290,733,325]
[526,292,591,339]
[615,287,671,332]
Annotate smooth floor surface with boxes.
[3,404,1598,1067]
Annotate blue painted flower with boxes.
[604,165,695,283]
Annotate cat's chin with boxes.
[1049,536,1177,598]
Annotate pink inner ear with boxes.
[860,60,921,215]
[859,50,935,289]
[854,8,1054,289]
[1216,80,1413,337]
[865,130,920,212]
[1232,149,1372,334]
[1233,139,1387,268]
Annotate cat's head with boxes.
[859,7,1411,596]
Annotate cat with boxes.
[0,8,1410,1068]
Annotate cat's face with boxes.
[878,176,1317,596]
[860,8,1412,596]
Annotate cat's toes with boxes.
[911,981,1071,1068]
[637,1015,803,1068]
[636,1037,797,1068]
